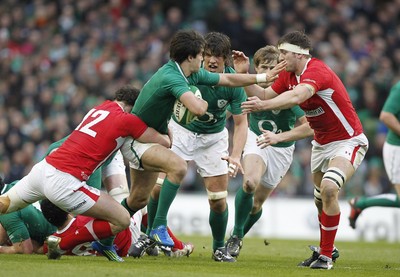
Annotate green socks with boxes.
[356,194,400,210]
[243,209,263,236]
[146,196,158,234]
[233,187,254,238]
[210,207,228,250]
[152,178,179,228]
[120,198,137,217]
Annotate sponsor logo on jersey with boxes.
[305,107,325,117]
[217,99,228,108]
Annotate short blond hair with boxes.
[253,46,280,67]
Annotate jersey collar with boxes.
[296,58,312,82]
[174,61,189,83]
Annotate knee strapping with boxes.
[108,186,130,203]
[206,189,228,200]
[313,185,322,203]
[156,178,164,186]
[322,167,346,189]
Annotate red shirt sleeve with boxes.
[299,59,333,93]
[271,71,290,94]
[120,113,148,139]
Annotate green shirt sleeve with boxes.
[0,212,30,243]
[382,83,400,115]
[188,68,220,86]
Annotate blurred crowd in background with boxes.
[0,0,398,199]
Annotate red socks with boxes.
[319,211,340,258]
[59,219,113,250]
[167,227,183,249]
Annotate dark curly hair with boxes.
[204,32,232,66]
[40,199,69,228]
[113,85,141,107]
[277,30,313,52]
[170,29,205,63]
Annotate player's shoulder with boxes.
[307,58,332,73]
[95,100,116,110]
[157,61,183,77]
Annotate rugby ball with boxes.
[173,85,202,125]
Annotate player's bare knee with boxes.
[167,157,187,182]
[175,165,187,182]
[243,179,257,193]
[132,198,148,210]
[320,184,338,202]
[121,216,130,230]
[115,210,131,231]
[126,195,148,211]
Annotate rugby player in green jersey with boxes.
[120,29,286,248]
[138,32,248,262]
[348,81,400,228]
[0,178,56,254]
[226,46,313,258]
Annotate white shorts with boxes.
[169,120,229,177]
[6,159,100,215]
[120,137,158,170]
[243,129,295,188]
[101,150,126,181]
[383,142,400,184]
[311,133,369,173]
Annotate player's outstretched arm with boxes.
[256,116,313,149]
[232,51,285,100]
[137,128,172,148]
[217,60,286,88]
[241,84,314,113]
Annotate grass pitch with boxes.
[1,236,399,277]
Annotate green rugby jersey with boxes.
[132,60,219,134]
[179,66,246,134]
[382,81,400,146]
[248,105,305,147]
